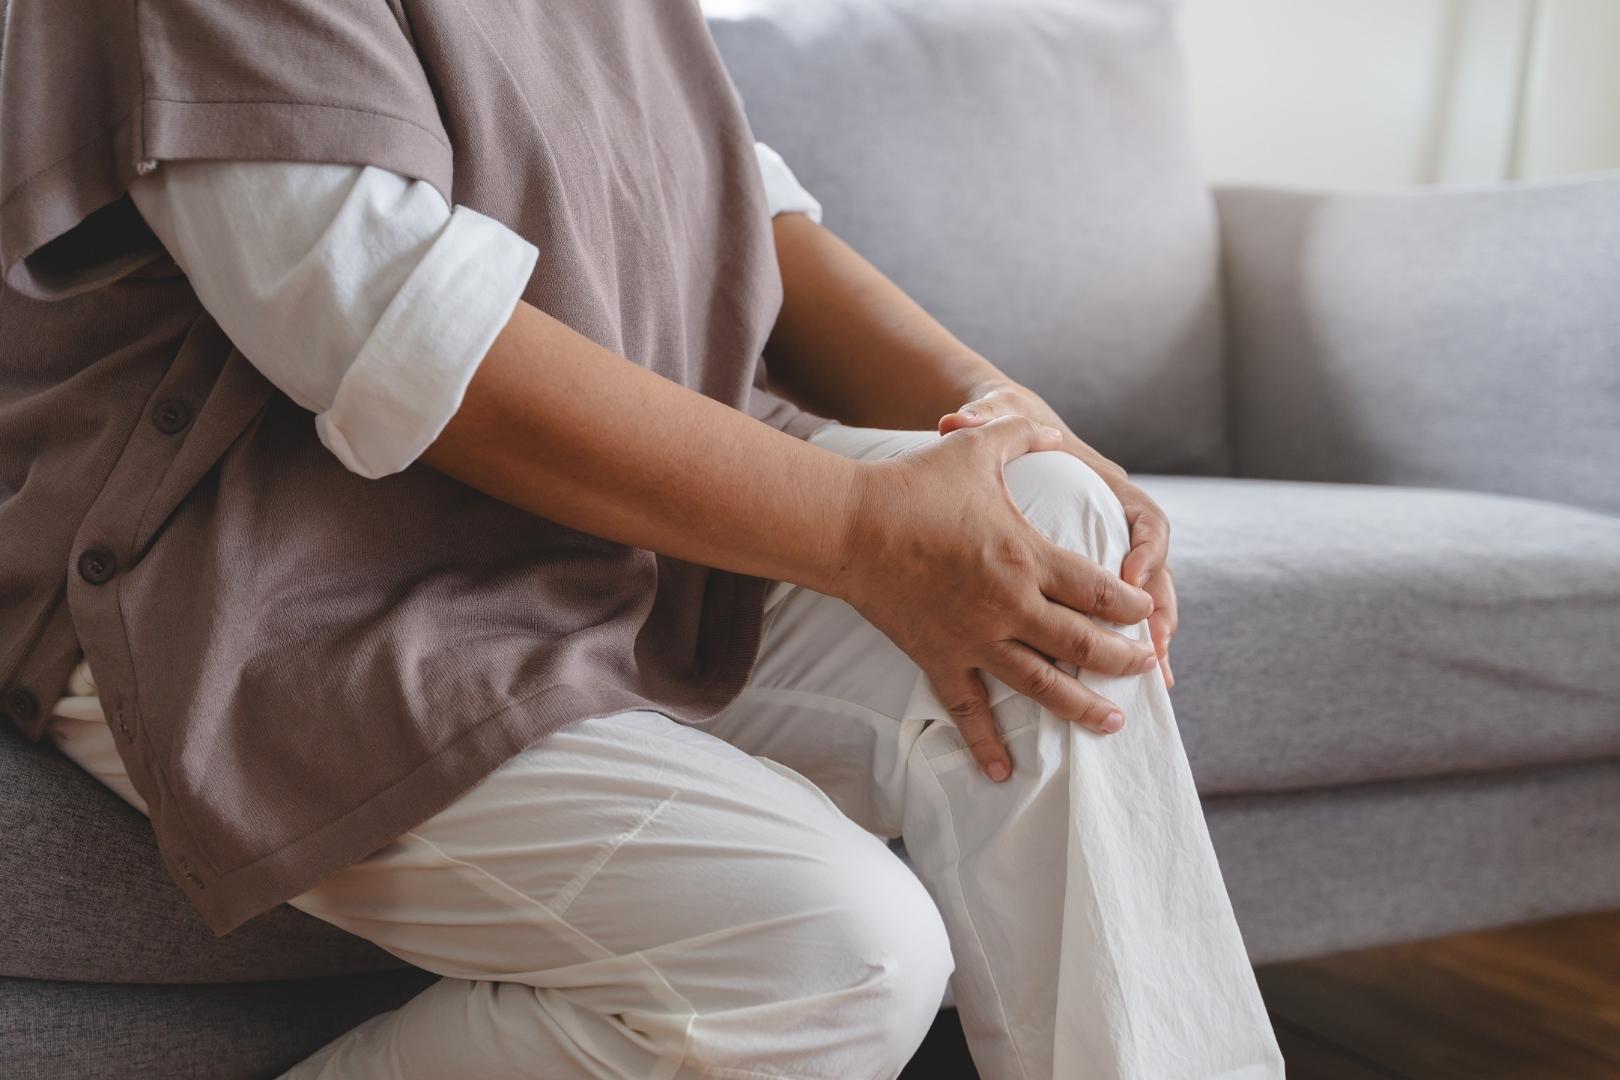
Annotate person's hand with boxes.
[939,382,1179,687]
[829,416,1160,782]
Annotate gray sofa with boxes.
[5,1,1618,1076]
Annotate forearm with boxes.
[765,214,1010,428]
[422,299,860,593]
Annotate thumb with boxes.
[938,397,998,435]
[974,414,1063,465]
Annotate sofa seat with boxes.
[1139,475,1620,796]
[0,721,409,986]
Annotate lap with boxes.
[289,709,925,988]
[46,696,930,992]
[46,422,1130,991]
[282,709,951,1077]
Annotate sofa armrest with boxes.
[1216,172,1620,516]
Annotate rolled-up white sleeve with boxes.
[754,142,822,223]
[128,160,538,479]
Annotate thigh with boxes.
[290,709,897,977]
[46,675,917,1012]
[288,709,946,1075]
[50,664,948,1077]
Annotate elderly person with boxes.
[1,2,1280,1077]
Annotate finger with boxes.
[984,641,1125,735]
[1025,600,1157,676]
[1041,544,1154,625]
[937,397,1001,435]
[928,668,1013,781]
[1145,566,1179,654]
[967,414,1063,464]
[1148,609,1172,658]
[1146,565,1178,687]
[1119,507,1170,589]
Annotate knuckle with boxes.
[946,696,985,723]
[1010,415,1042,440]
[1067,628,1097,666]
[1020,661,1061,701]
[993,534,1030,569]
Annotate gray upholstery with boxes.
[709,0,1228,475]
[1209,759,1620,965]
[0,721,408,984]
[6,1,1618,1075]
[1218,174,1620,516]
[1137,475,1620,795]
[0,969,437,1080]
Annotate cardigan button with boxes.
[77,548,118,585]
[178,856,207,891]
[4,685,39,722]
[152,398,193,435]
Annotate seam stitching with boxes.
[400,828,702,1074]
[143,96,452,149]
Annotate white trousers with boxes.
[45,424,1283,1080]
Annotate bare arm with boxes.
[421,300,858,595]
[765,213,1180,686]
[764,214,1005,430]
[422,297,1158,782]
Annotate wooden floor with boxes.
[901,910,1620,1079]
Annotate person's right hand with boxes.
[827,416,1158,782]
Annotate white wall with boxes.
[1178,0,1620,189]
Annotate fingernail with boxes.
[987,761,1010,782]
[1099,712,1125,734]
[1137,654,1157,674]
[1136,569,1152,588]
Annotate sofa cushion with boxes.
[1138,476,1620,795]
[0,968,438,1080]
[1208,759,1620,966]
[707,0,1226,474]
[0,721,409,983]
[1217,173,1620,516]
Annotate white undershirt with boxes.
[127,143,822,480]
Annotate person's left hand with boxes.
[939,381,1178,687]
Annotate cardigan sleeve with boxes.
[0,0,452,299]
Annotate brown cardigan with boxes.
[0,0,825,935]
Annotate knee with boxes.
[1002,449,1130,564]
[752,840,954,1075]
[827,849,954,1071]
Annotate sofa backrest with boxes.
[1218,175,1620,517]
[706,0,1227,474]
